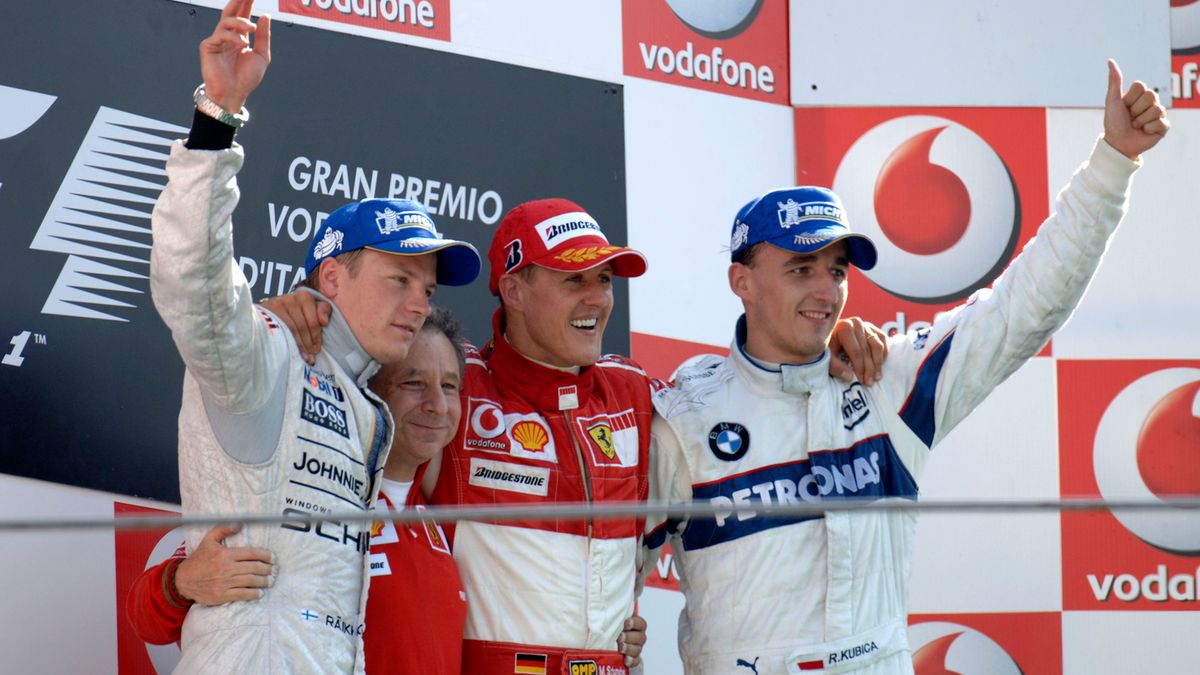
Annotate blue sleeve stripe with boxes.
[899,331,956,447]
[644,519,679,550]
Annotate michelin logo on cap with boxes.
[376,207,436,235]
[777,199,846,228]
[312,229,345,260]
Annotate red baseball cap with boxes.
[487,198,648,295]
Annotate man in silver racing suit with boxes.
[644,61,1169,674]
[149,1,480,672]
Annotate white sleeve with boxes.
[639,412,693,592]
[877,137,1139,449]
[150,141,291,416]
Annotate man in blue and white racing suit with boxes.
[644,61,1169,674]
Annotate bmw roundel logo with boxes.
[708,422,750,461]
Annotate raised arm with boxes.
[878,60,1167,456]
[149,0,283,417]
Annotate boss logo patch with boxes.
[301,389,349,438]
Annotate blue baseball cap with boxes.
[730,186,877,270]
[304,198,481,286]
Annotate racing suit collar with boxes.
[298,287,381,387]
[732,314,829,396]
[488,306,598,411]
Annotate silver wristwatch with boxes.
[192,84,249,128]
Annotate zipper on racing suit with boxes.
[563,409,594,644]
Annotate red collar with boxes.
[485,307,597,413]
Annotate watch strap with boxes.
[192,84,249,129]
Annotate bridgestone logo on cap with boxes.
[534,211,604,248]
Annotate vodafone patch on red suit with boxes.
[1172,0,1200,107]
[114,503,182,675]
[794,107,1050,350]
[622,0,789,104]
[1059,360,1200,610]
[908,613,1061,675]
[280,0,450,41]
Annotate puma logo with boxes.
[736,657,760,674]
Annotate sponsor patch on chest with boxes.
[468,457,550,496]
[841,383,870,430]
[575,410,640,467]
[301,389,349,438]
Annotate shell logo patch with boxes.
[512,420,550,453]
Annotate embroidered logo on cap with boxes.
[375,207,434,234]
[553,245,621,265]
[794,232,837,246]
[313,229,344,260]
[504,239,523,272]
[533,211,603,248]
[777,200,846,229]
[731,221,749,252]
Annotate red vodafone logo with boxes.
[1173,0,1200,53]
[908,622,1021,674]
[279,0,450,41]
[1173,0,1200,106]
[621,0,788,104]
[832,116,1019,304]
[1093,368,1200,554]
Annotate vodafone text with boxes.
[1173,62,1199,100]
[880,311,948,338]
[656,552,680,581]
[637,42,774,93]
[1088,565,1200,602]
[712,452,883,527]
[299,0,435,28]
